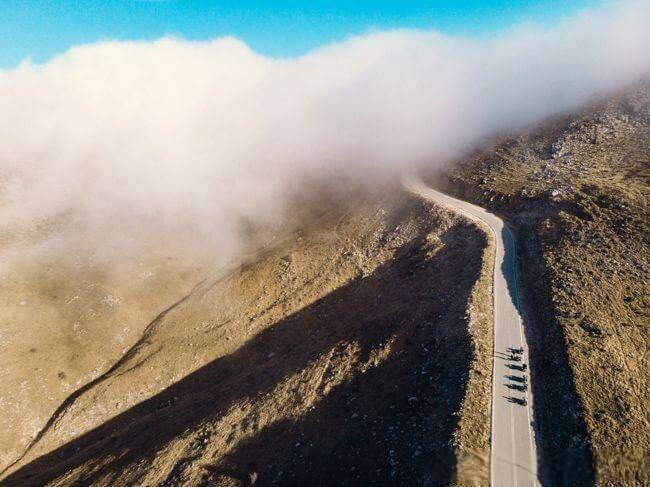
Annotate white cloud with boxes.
[1,1,648,261]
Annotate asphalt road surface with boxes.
[407,179,539,486]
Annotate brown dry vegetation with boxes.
[0,226,208,470]
[440,83,650,485]
[1,189,493,486]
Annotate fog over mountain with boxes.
[1,1,648,261]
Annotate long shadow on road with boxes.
[2,223,486,486]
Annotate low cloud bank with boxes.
[1,2,649,260]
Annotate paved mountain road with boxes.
[407,179,539,486]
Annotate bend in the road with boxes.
[406,178,539,487]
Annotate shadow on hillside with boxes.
[498,212,595,486]
[2,223,486,487]
[500,226,522,315]
[516,225,596,486]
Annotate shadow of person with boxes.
[505,363,527,371]
[504,396,527,406]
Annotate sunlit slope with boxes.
[0,212,207,471]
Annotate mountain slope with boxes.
[441,83,649,485]
[2,193,493,486]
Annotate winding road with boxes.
[407,179,539,486]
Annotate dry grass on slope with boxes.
[3,192,491,486]
[444,83,650,485]
[0,228,208,471]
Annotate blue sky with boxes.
[1,0,603,68]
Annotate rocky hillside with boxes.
[441,83,649,485]
[1,192,493,486]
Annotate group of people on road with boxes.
[505,347,528,406]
